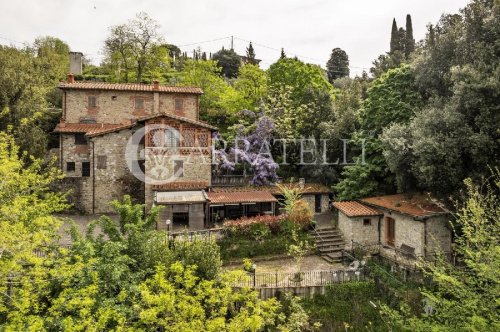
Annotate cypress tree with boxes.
[280,48,286,59]
[398,27,406,52]
[247,42,256,65]
[405,14,415,58]
[428,24,436,47]
[201,52,207,60]
[390,18,399,53]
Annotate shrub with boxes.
[288,199,314,228]
[223,215,284,236]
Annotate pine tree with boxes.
[326,47,350,82]
[246,42,256,64]
[405,14,415,59]
[390,18,399,53]
[280,48,286,59]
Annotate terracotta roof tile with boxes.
[59,82,203,94]
[333,201,383,217]
[360,193,447,218]
[210,183,330,194]
[208,191,277,204]
[137,113,217,131]
[152,181,209,190]
[53,123,124,134]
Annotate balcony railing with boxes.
[211,175,252,186]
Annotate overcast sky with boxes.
[0,0,469,76]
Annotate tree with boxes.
[405,14,415,59]
[211,47,241,78]
[267,57,333,108]
[280,48,286,59]
[326,47,350,82]
[382,0,500,196]
[335,65,422,200]
[103,12,166,82]
[245,42,257,64]
[233,64,268,109]
[381,171,500,330]
[390,18,400,53]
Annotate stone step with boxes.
[314,234,343,241]
[315,230,341,236]
[316,241,345,248]
[321,252,343,263]
[318,246,344,254]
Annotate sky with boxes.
[0,0,470,76]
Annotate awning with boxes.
[207,191,277,205]
[155,190,207,204]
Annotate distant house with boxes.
[333,193,452,261]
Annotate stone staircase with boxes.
[311,227,346,263]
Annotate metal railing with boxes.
[211,175,252,186]
[232,268,367,288]
[168,227,225,241]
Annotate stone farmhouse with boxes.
[333,193,452,261]
[54,75,330,230]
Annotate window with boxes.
[66,162,75,172]
[111,95,117,101]
[363,218,371,226]
[135,98,144,110]
[173,160,184,177]
[96,155,107,169]
[164,129,179,147]
[88,96,97,108]
[314,194,322,213]
[75,133,87,145]
[174,98,184,112]
[82,162,91,177]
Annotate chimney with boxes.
[153,80,160,91]
[67,74,75,83]
[68,51,83,75]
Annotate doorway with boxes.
[386,217,395,246]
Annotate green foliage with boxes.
[326,48,350,82]
[102,12,168,83]
[212,47,241,78]
[303,281,384,331]
[233,64,268,110]
[172,237,222,280]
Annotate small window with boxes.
[164,129,179,147]
[174,98,183,112]
[82,162,91,177]
[174,160,184,177]
[88,96,97,108]
[66,162,75,172]
[363,218,371,226]
[75,133,87,145]
[135,98,144,110]
[111,95,117,101]
[96,156,107,169]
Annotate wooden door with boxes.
[386,217,395,246]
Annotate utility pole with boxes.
[230,35,234,50]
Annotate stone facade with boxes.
[302,193,330,214]
[63,89,199,124]
[338,209,452,259]
[338,212,380,249]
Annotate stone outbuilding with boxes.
[333,193,452,261]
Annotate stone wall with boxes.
[337,212,380,250]
[381,212,425,256]
[92,128,144,214]
[64,90,199,124]
[60,133,93,213]
[302,193,330,214]
[425,215,452,255]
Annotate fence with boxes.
[232,268,367,289]
[168,227,225,242]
